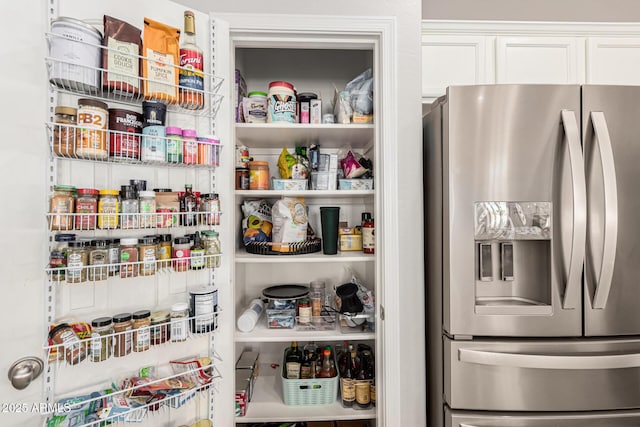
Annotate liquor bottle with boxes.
[318,348,336,378]
[190,231,205,270]
[309,350,317,379]
[179,10,204,109]
[182,184,198,226]
[341,347,356,407]
[285,341,302,379]
[337,340,349,376]
[300,350,312,379]
[362,212,375,254]
[355,350,374,408]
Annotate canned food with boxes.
[109,108,142,161]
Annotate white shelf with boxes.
[235,189,374,199]
[237,363,375,423]
[235,250,374,263]
[235,123,374,149]
[235,321,375,343]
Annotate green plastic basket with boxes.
[281,350,339,406]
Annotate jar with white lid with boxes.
[139,191,156,228]
[267,81,296,123]
[170,302,189,342]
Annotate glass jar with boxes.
[298,297,312,325]
[53,106,77,157]
[66,240,89,283]
[200,193,220,226]
[172,236,191,272]
[98,189,119,229]
[132,310,151,352]
[310,280,326,318]
[202,230,221,269]
[170,302,189,342]
[112,313,132,357]
[249,161,269,190]
[90,316,113,362]
[157,234,172,270]
[120,185,139,229]
[150,310,170,345]
[49,233,75,282]
[107,238,120,277]
[88,239,109,281]
[48,323,86,365]
[138,237,157,276]
[182,128,198,164]
[139,191,156,228]
[74,188,98,230]
[49,185,76,231]
[120,238,139,278]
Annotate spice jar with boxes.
[166,126,183,164]
[112,313,132,357]
[182,128,198,164]
[172,236,191,272]
[235,168,249,190]
[66,240,89,283]
[200,193,220,226]
[50,185,76,231]
[249,161,269,190]
[90,317,113,362]
[98,189,119,229]
[120,185,139,229]
[120,238,139,278]
[298,297,312,324]
[49,323,86,365]
[202,230,221,269]
[139,191,156,228]
[138,237,157,276]
[132,310,151,352]
[49,233,75,282]
[74,188,98,230]
[150,311,170,345]
[107,238,120,277]
[53,106,77,157]
[170,302,189,342]
[88,239,109,281]
[76,98,108,160]
[157,234,172,270]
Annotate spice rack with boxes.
[47,211,223,232]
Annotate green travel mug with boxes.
[320,206,340,255]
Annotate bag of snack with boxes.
[271,197,308,252]
[103,15,142,96]
[241,199,273,245]
[142,18,180,102]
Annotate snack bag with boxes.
[241,199,273,245]
[278,147,296,179]
[142,18,180,102]
[271,197,308,252]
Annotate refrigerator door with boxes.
[446,407,640,427]
[443,84,583,337]
[445,338,640,411]
[582,85,640,336]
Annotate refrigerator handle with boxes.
[459,348,640,370]
[560,110,586,310]
[590,111,618,309]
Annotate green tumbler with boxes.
[320,206,340,255]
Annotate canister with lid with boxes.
[49,233,75,282]
[66,240,89,283]
[166,126,183,164]
[76,98,109,160]
[235,168,249,190]
[75,188,98,230]
[298,92,318,124]
[98,189,119,229]
[88,239,109,281]
[120,238,139,278]
[141,125,166,163]
[202,230,221,269]
[189,285,218,333]
[112,313,132,357]
[49,185,76,231]
[170,302,189,342]
[246,91,268,123]
[109,108,142,161]
[200,193,220,226]
[157,234,172,270]
[139,191,156,228]
[48,323,86,365]
[138,237,157,276]
[249,161,269,190]
[53,106,77,157]
[267,81,296,123]
[150,311,171,345]
[183,128,198,164]
[173,236,191,272]
[90,317,113,362]
[132,310,151,352]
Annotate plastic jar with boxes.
[53,106,77,157]
[120,185,139,229]
[139,191,156,228]
[138,237,157,276]
[157,234,172,270]
[310,280,326,318]
[249,161,269,190]
[49,233,75,282]
[90,317,113,362]
[75,188,98,230]
[182,128,198,164]
[141,125,166,163]
[246,91,268,123]
[76,98,108,160]
[172,237,191,272]
[202,230,221,269]
[98,189,119,229]
[298,92,318,124]
[170,302,189,342]
[109,108,142,161]
[166,126,183,164]
[112,313,132,357]
[107,238,120,277]
[189,285,218,333]
[267,81,296,123]
[66,240,89,283]
[120,238,139,278]
[50,185,76,231]
[236,298,264,333]
[200,193,220,226]
[48,323,86,365]
[132,310,151,352]
[150,311,171,345]
[88,239,109,281]
[235,168,249,190]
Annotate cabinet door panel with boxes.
[587,37,640,84]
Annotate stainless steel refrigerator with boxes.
[424,84,640,427]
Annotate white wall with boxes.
[175,1,426,426]
[423,0,640,21]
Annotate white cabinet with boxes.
[587,37,640,84]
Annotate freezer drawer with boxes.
[446,407,640,427]
[445,337,640,411]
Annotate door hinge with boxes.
[380,305,385,321]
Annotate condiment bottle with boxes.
[90,317,113,362]
[48,323,86,365]
[200,193,220,226]
[139,191,156,228]
[119,238,139,278]
[49,185,76,231]
[53,106,77,157]
[309,280,325,318]
[49,233,75,283]
[298,298,311,325]
[88,239,109,281]
[181,184,198,226]
[66,240,89,283]
[179,10,204,109]
[182,129,198,164]
[150,311,170,345]
[172,237,191,272]
[75,188,99,230]
[190,231,205,270]
[362,212,375,254]
[157,234,172,270]
[107,238,120,277]
[98,189,119,229]
[170,302,189,342]
[112,313,132,357]
[120,185,139,229]
[132,310,151,352]
[138,236,157,276]
[166,126,183,164]
[202,230,221,268]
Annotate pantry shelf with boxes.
[234,250,375,264]
[235,189,374,199]
[235,320,374,343]
[235,123,374,149]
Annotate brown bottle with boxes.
[285,341,302,379]
[341,347,356,407]
[355,350,374,408]
[318,348,336,378]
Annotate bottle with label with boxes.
[318,348,336,378]
[190,231,205,270]
[355,350,374,409]
[179,10,204,109]
[300,350,312,379]
[341,346,356,407]
[362,212,375,254]
[285,341,302,379]
[182,184,198,226]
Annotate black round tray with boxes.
[245,238,321,255]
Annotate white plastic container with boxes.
[272,179,308,191]
[237,298,264,332]
[267,81,296,123]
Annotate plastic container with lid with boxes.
[76,98,109,160]
[298,92,318,124]
[138,236,157,276]
[150,311,171,345]
[48,323,86,365]
[190,285,218,333]
[88,239,109,281]
[120,238,139,278]
[53,106,77,157]
[75,188,99,230]
[173,236,191,272]
[310,280,326,318]
[157,234,172,270]
[249,161,269,190]
[182,129,198,164]
[50,185,76,231]
[237,298,264,333]
[120,185,139,229]
[132,310,151,352]
[139,191,156,228]
[236,167,249,190]
[90,317,113,362]
[166,126,183,164]
[66,240,89,283]
[267,81,296,123]
[246,91,268,123]
[98,189,119,229]
[49,233,76,282]
[170,302,189,342]
[112,313,132,357]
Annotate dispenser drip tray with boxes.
[475,297,552,315]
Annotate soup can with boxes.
[109,108,142,161]
[49,17,102,92]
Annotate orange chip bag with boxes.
[142,18,180,103]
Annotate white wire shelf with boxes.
[46,254,222,284]
[46,122,222,168]
[46,32,224,117]
[47,211,222,232]
[45,361,221,426]
[44,312,222,368]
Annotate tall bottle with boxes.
[362,212,375,254]
[318,348,336,378]
[182,184,198,226]
[285,341,302,379]
[179,10,204,109]
[300,350,312,379]
[355,350,374,408]
[190,231,205,270]
[341,347,356,407]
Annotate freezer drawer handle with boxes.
[560,110,586,310]
[590,111,618,310]
[459,348,640,370]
